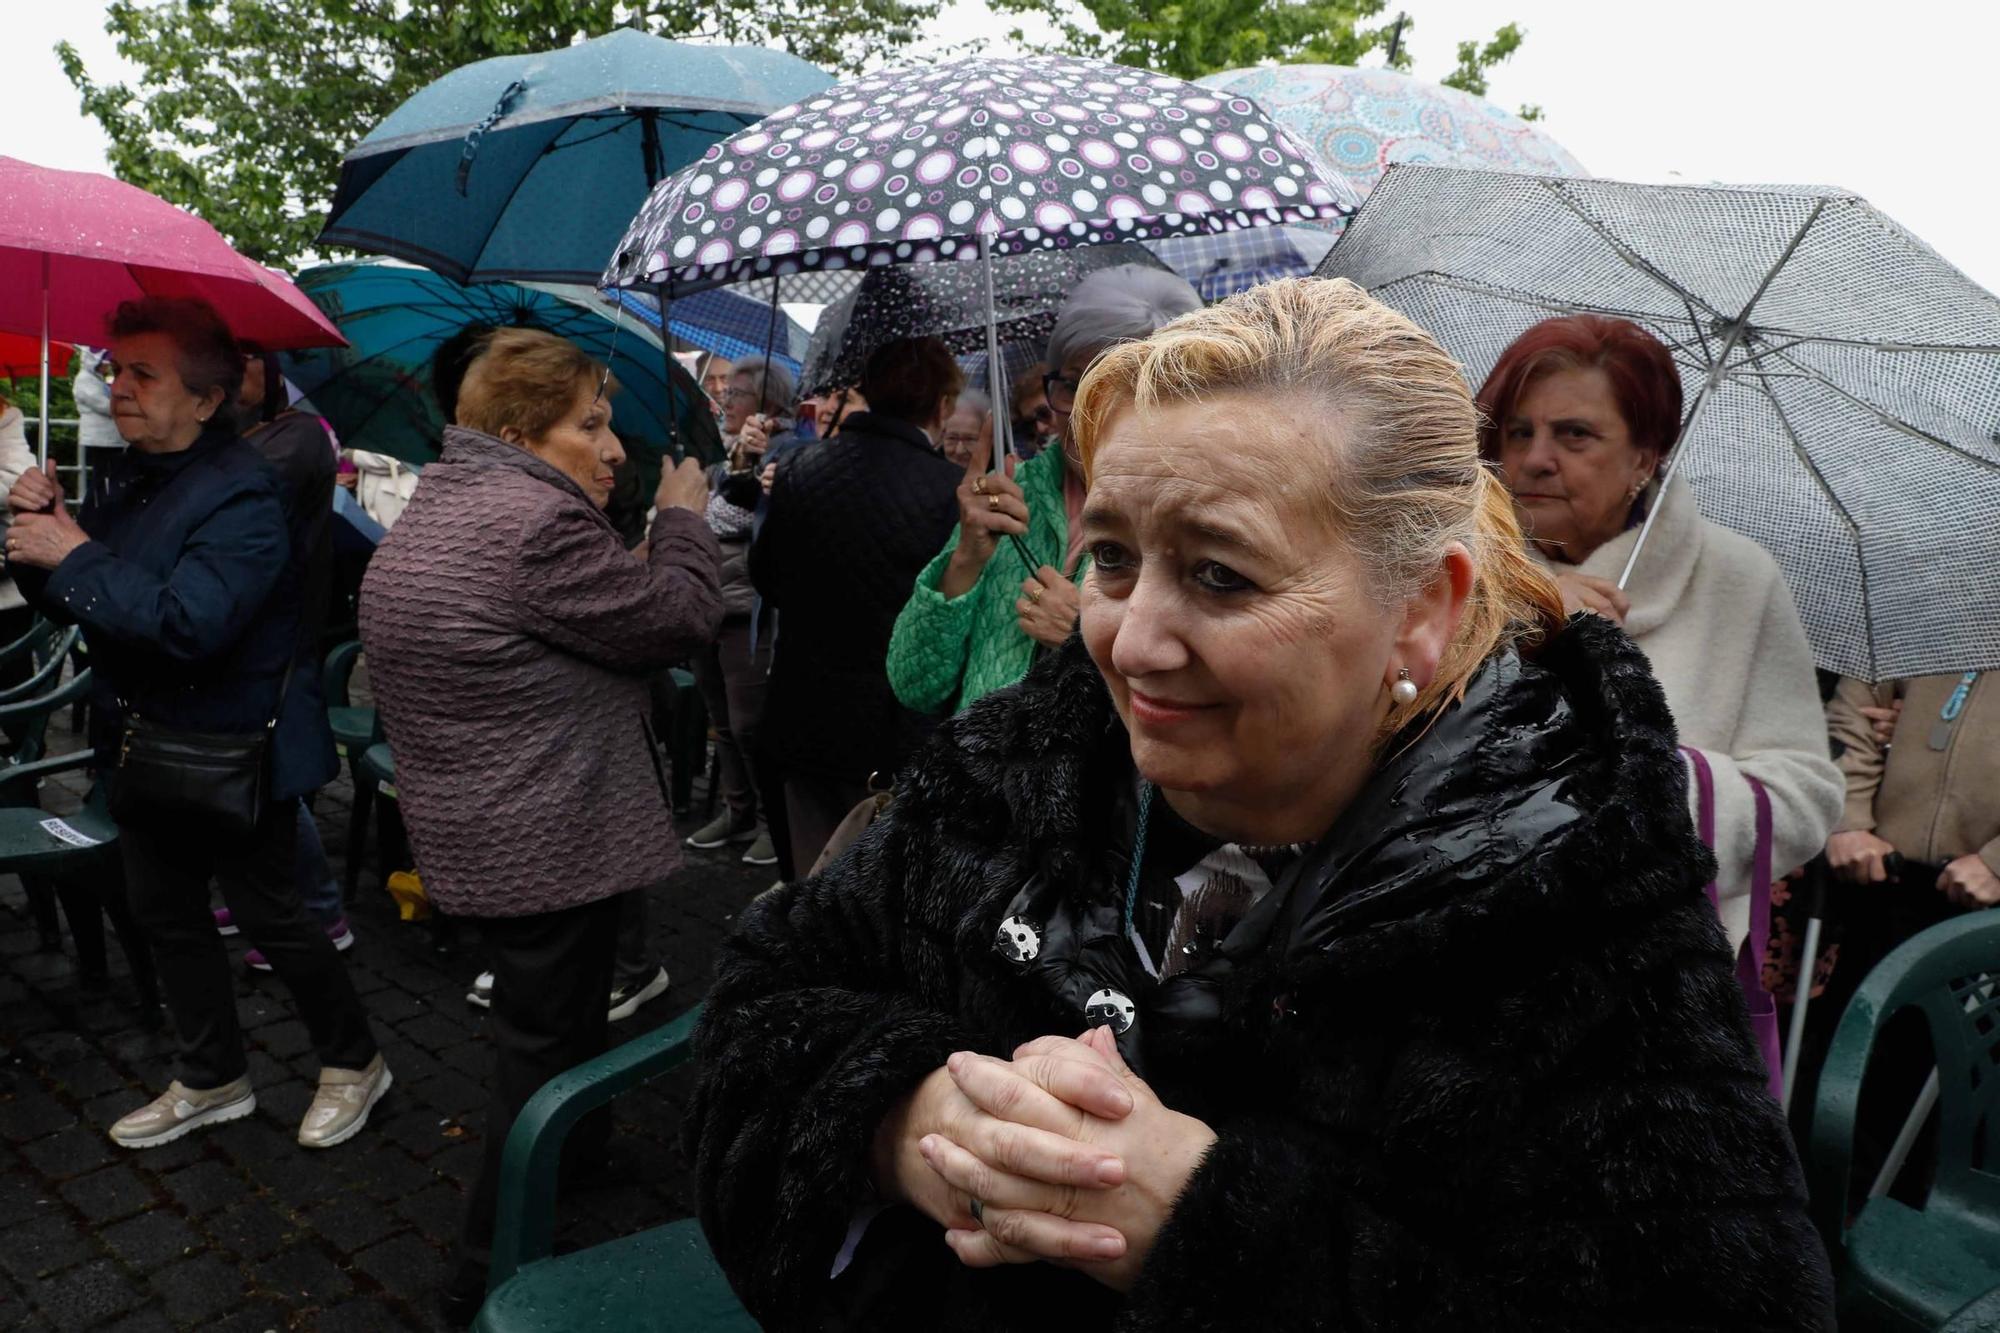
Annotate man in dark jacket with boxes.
[233,349,356,966]
[748,338,962,874]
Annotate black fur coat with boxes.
[688,618,1836,1331]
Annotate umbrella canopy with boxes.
[606,54,1357,294]
[799,242,1165,394]
[1317,165,2000,680]
[279,260,721,469]
[1144,224,1337,300]
[0,333,74,381]
[601,285,812,375]
[320,29,834,285]
[1201,64,1586,201]
[0,156,345,349]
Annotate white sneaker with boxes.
[297,1055,392,1149]
[466,971,494,1008]
[607,966,670,1022]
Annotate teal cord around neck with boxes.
[1123,781,1155,937]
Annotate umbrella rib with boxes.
[464,121,571,282]
[1740,340,2000,473]
[1384,273,1690,329]
[1747,331,2000,358]
[1753,377,1878,680]
[1537,179,1725,324]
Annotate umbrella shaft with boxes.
[38,253,50,469]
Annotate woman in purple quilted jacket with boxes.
[358,327,722,1319]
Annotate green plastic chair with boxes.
[473,1004,756,1333]
[0,621,80,706]
[344,740,397,898]
[325,641,385,898]
[1808,910,2000,1331]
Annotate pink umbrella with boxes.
[0,155,345,458]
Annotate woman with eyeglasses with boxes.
[887,266,1201,719]
[1009,365,1059,459]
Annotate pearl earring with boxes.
[1390,668,1419,706]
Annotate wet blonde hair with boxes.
[1071,276,1564,722]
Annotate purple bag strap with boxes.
[1741,774,1774,992]
[1683,746,1719,908]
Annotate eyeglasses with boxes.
[940,433,982,451]
[722,386,760,403]
[1041,372,1081,411]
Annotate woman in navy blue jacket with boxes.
[7,297,385,1152]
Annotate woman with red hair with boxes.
[1479,314,1840,978]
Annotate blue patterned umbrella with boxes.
[320,29,833,284]
[600,285,812,376]
[1144,224,1337,301]
[1200,65,1585,205]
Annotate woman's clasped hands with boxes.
[876,1025,1216,1292]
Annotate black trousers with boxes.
[457,892,622,1275]
[120,802,378,1089]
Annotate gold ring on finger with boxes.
[1027,587,1042,604]
[987,494,1001,512]
[972,477,987,496]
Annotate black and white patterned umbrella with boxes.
[798,242,1164,395]
[603,55,1356,293]
[1319,165,2000,680]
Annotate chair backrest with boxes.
[1808,911,2000,1248]
[0,625,82,705]
[323,640,363,708]
[0,665,95,768]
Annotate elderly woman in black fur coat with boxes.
[688,278,1835,1331]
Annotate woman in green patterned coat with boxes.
[887,267,1201,715]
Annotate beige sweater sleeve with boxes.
[1825,676,1892,834]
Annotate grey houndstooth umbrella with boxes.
[799,242,1163,395]
[1317,165,2000,681]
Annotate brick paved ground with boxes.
[0,709,769,1330]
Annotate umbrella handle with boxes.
[457,79,526,197]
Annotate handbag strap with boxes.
[1741,774,1774,992]
[1683,746,1719,909]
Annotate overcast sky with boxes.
[10,1,2000,293]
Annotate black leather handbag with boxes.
[108,664,292,839]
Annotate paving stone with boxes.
[351,1233,442,1301]
[0,1168,52,1229]
[26,1258,142,1327]
[301,1197,398,1254]
[254,1147,347,1207]
[206,1298,291,1333]
[252,1243,353,1305]
[159,1160,244,1218]
[317,1297,417,1332]
[50,1055,128,1101]
[58,1163,154,1225]
[407,1073,485,1118]
[208,1117,295,1174]
[0,1089,74,1143]
[346,1143,436,1203]
[209,1198,293,1263]
[0,1213,96,1283]
[390,1183,462,1240]
[19,1030,92,1066]
[148,1252,247,1324]
[364,989,429,1025]
[102,1210,203,1271]
[101,1305,178,1333]
[436,1041,491,1080]
[19,1124,113,1180]
[392,1013,469,1052]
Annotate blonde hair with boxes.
[456,327,617,442]
[1071,277,1564,723]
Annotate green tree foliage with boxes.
[58,0,943,270]
[990,0,1532,110]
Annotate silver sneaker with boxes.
[297,1054,392,1149]
[110,1077,256,1149]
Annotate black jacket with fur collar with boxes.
[688,617,1835,1331]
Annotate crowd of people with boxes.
[1,250,1992,1327]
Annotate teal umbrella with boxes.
[319,28,833,284]
[279,260,722,470]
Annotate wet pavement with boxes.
[0,719,769,1330]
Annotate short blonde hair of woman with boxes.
[456,327,619,443]
[1070,276,1564,722]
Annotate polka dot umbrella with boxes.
[604,55,1358,441]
